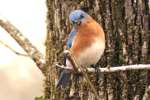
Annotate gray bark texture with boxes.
[45,0,150,100]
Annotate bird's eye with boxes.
[80,14,84,19]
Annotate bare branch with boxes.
[0,17,45,72]
[56,64,150,73]
[64,51,100,100]
[0,40,28,57]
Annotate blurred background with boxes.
[0,0,46,100]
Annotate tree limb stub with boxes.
[0,17,45,72]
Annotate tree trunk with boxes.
[45,0,150,100]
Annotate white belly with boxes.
[75,40,105,66]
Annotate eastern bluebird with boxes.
[56,10,105,89]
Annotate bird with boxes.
[56,10,105,89]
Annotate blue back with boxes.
[66,28,76,48]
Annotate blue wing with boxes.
[66,27,76,48]
[57,10,88,89]
[57,28,77,89]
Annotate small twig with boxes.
[55,63,72,70]
[0,40,28,57]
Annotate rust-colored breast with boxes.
[70,17,105,58]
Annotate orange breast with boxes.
[70,17,105,58]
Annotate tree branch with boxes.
[0,16,45,72]
[56,64,150,73]
[64,51,100,100]
[0,40,29,57]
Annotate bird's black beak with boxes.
[77,21,81,25]
[72,21,81,26]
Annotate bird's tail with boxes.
[56,69,71,89]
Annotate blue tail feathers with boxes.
[56,69,71,89]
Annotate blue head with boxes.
[69,10,88,25]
